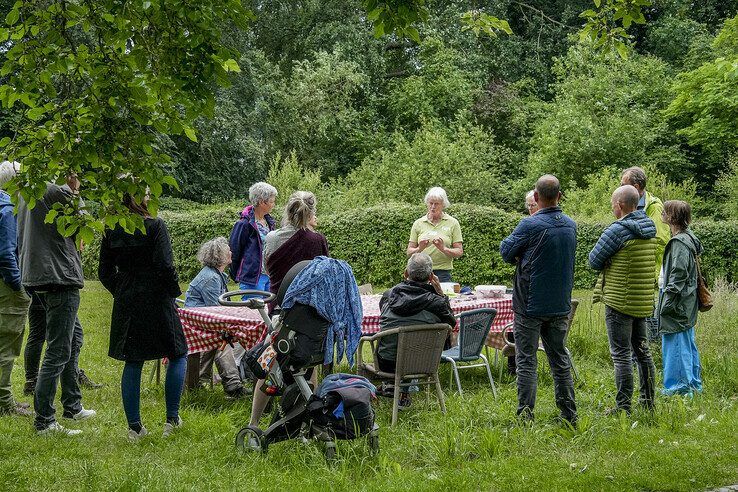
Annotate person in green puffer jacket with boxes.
[658,200,703,396]
[621,167,671,340]
[589,185,658,414]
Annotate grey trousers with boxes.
[199,344,245,392]
[605,306,655,411]
[514,312,577,423]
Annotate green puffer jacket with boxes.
[594,239,658,317]
[643,191,671,278]
[658,230,702,334]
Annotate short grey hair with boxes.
[406,252,434,282]
[525,190,535,201]
[0,161,19,187]
[424,187,450,208]
[248,182,278,207]
[621,166,647,190]
[197,237,231,269]
[283,191,317,229]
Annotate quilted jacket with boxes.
[589,210,658,317]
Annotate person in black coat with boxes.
[99,193,187,440]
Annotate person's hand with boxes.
[418,239,430,251]
[430,274,444,295]
[432,237,445,251]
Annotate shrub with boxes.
[82,202,738,292]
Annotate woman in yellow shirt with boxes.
[406,187,463,282]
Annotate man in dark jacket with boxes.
[588,185,658,414]
[500,174,577,425]
[378,252,456,407]
[17,175,96,435]
[0,162,32,416]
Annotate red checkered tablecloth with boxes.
[360,294,514,349]
[178,305,268,355]
[178,293,515,355]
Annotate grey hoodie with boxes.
[17,183,84,289]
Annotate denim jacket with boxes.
[0,191,21,290]
[184,266,229,307]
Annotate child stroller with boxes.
[220,260,380,459]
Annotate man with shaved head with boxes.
[501,174,578,426]
[589,184,658,415]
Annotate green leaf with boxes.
[222,58,241,73]
[406,27,420,44]
[44,209,59,224]
[615,41,629,59]
[0,137,10,148]
[184,126,198,142]
[367,7,382,22]
[594,0,601,7]
[5,9,19,26]
[373,22,385,38]
[27,107,47,121]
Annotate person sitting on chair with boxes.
[377,253,456,408]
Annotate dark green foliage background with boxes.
[81,203,738,290]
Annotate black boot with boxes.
[78,369,103,389]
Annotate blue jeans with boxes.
[121,356,187,428]
[433,270,452,282]
[32,288,83,429]
[240,274,270,299]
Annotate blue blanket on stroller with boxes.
[282,257,363,366]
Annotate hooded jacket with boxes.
[377,280,456,361]
[589,210,658,317]
[658,230,703,334]
[639,191,670,275]
[228,205,275,285]
[0,191,21,290]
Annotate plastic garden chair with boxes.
[441,308,498,397]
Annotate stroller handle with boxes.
[219,290,276,306]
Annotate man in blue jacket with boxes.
[500,174,577,425]
[0,162,32,416]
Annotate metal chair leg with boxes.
[480,353,497,399]
[449,360,462,394]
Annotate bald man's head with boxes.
[534,174,561,208]
[611,185,640,219]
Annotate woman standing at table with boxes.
[406,187,463,282]
[185,237,251,399]
[229,182,277,294]
[247,191,329,428]
[99,191,187,441]
[658,200,703,396]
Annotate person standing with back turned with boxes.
[500,175,578,426]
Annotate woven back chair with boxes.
[357,323,452,425]
[441,308,498,396]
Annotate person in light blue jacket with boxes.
[185,237,250,398]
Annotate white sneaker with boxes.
[128,426,148,441]
[37,422,82,436]
[65,407,97,421]
[162,417,182,437]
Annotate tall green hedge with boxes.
[81,203,738,290]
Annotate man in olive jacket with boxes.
[589,185,658,414]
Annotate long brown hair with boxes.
[123,193,151,218]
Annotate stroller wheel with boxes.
[235,426,266,454]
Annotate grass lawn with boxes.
[1,281,737,491]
